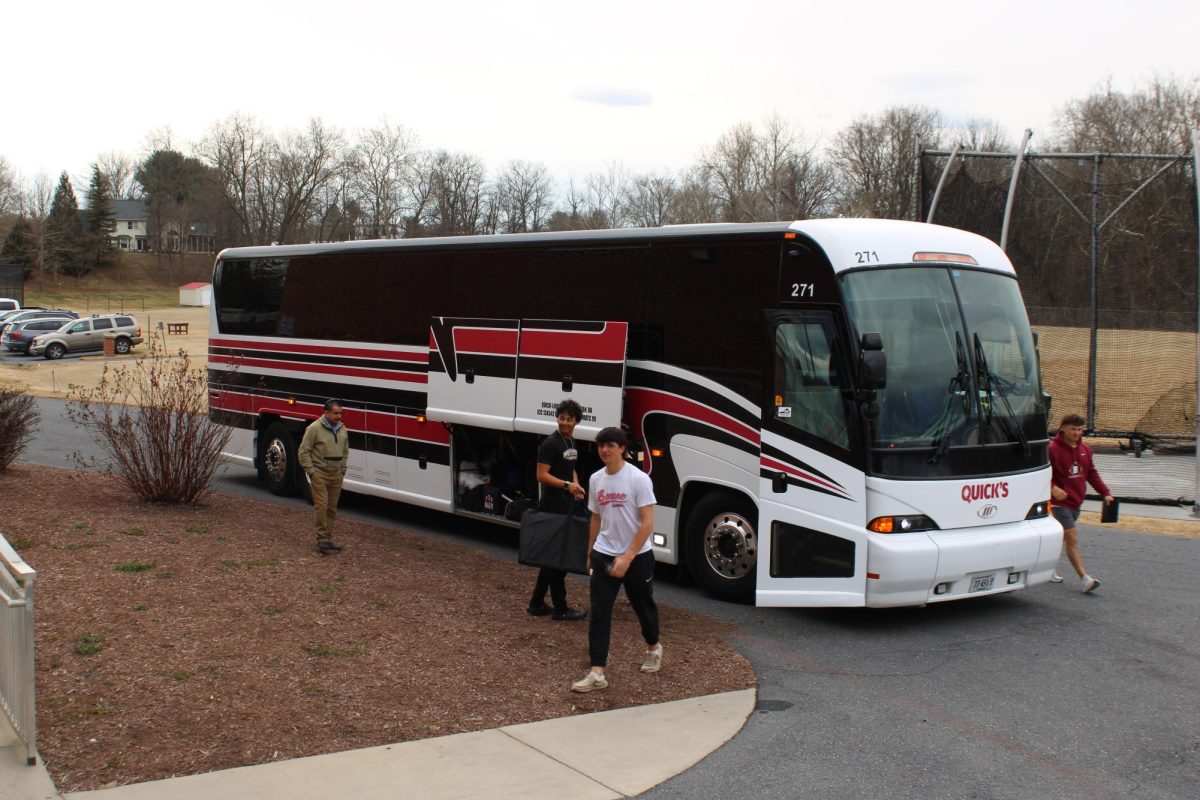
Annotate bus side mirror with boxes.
[859,333,886,391]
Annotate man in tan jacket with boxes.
[298,399,350,554]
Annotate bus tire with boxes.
[686,491,757,603]
[260,422,298,497]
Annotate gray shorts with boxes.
[1052,505,1081,530]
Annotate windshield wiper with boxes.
[973,333,1030,457]
[928,332,971,465]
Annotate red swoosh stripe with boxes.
[760,456,849,497]
[625,388,760,446]
[519,322,628,361]
[211,391,450,445]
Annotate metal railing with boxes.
[0,532,37,766]
[84,296,148,313]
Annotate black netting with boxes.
[922,151,1198,504]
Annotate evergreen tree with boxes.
[46,171,86,277]
[84,165,117,264]
[136,149,205,253]
[0,218,36,276]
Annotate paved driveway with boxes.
[21,397,1200,800]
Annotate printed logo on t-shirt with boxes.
[596,489,628,507]
[563,447,578,462]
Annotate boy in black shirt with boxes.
[527,399,587,621]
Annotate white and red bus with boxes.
[208,219,1061,607]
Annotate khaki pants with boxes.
[310,471,344,541]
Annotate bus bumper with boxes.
[864,517,1063,608]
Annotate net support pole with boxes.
[1000,129,1033,252]
[926,144,961,224]
[1087,155,1101,431]
[1191,129,1200,514]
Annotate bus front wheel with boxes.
[260,422,298,496]
[686,492,757,603]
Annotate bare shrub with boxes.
[65,339,234,504]
[0,385,39,470]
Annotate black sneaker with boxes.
[526,603,553,616]
[316,540,342,554]
[552,607,587,621]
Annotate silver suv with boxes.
[30,314,144,359]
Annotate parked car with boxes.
[0,306,45,326]
[2,316,77,354]
[29,314,144,359]
[0,308,79,336]
[0,298,21,312]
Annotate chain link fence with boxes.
[920,146,1199,504]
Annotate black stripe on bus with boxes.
[516,357,624,387]
[760,441,844,489]
[209,345,428,374]
[427,353,516,380]
[757,468,848,500]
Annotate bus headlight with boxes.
[1026,501,1049,519]
[867,515,938,533]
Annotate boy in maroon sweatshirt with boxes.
[1048,413,1113,593]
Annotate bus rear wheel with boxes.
[686,492,757,603]
[260,422,298,496]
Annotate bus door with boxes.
[756,310,869,607]
[426,317,520,430]
[513,320,628,440]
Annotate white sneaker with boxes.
[640,646,663,673]
[1082,577,1100,594]
[571,671,608,693]
[1049,572,1064,583]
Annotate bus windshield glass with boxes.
[841,266,1045,472]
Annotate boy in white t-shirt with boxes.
[571,427,663,693]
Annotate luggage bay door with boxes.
[514,320,629,439]
[426,317,520,430]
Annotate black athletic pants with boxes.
[587,550,659,668]
[530,568,568,611]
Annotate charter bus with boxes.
[207,218,1061,607]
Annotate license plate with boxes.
[969,574,995,593]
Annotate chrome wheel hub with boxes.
[702,512,756,579]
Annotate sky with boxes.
[4,0,1199,191]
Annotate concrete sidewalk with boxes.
[4,689,756,800]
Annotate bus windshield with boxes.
[841,266,1046,473]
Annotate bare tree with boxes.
[417,150,487,236]
[271,118,348,244]
[1054,75,1200,153]
[196,113,276,245]
[623,171,678,227]
[670,167,721,224]
[582,163,631,228]
[493,160,556,233]
[0,156,20,218]
[754,115,836,220]
[829,105,943,219]
[947,118,1012,152]
[702,123,762,222]
[22,173,55,276]
[95,151,138,199]
[348,118,418,239]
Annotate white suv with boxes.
[30,314,144,359]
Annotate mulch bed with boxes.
[0,463,755,792]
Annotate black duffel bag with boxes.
[518,505,590,575]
